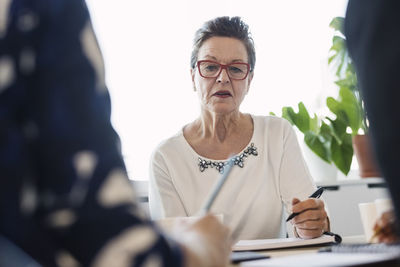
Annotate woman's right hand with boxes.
[174,214,232,267]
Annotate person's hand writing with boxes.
[173,214,232,267]
[371,210,398,244]
[290,198,329,239]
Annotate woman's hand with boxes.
[371,210,398,244]
[173,214,232,267]
[290,198,329,239]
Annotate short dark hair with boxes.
[190,16,256,72]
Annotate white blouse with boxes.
[149,115,317,240]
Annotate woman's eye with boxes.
[229,66,244,73]
[205,65,219,71]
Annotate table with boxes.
[230,236,400,266]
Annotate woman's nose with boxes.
[217,68,230,83]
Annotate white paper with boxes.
[233,235,336,251]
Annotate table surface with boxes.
[230,235,367,266]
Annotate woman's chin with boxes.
[207,105,238,115]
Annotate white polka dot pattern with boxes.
[46,209,77,228]
[92,226,157,267]
[69,151,98,205]
[97,168,136,207]
[19,47,36,75]
[80,21,106,93]
[142,254,162,267]
[128,206,147,221]
[55,250,80,267]
[73,151,98,180]
[0,0,11,38]
[0,56,14,93]
[19,181,37,215]
[17,10,38,32]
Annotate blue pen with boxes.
[286,187,324,222]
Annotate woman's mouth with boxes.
[213,91,232,98]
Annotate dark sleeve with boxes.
[345,0,400,230]
[0,0,183,266]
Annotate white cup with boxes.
[358,202,378,241]
[374,198,393,217]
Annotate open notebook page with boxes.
[233,234,337,251]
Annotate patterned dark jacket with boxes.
[0,0,182,266]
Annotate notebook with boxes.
[233,234,340,251]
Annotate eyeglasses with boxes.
[197,60,250,80]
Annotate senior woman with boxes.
[149,16,329,241]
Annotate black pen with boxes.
[322,231,342,243]
[286,187,324,222]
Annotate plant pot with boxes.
[352,134,381,178]
[301,142,337,182]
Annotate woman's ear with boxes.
[191,68,196,91]
[246,72,254,94]
[248,72,254,87]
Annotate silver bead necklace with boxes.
[198,143,258,173]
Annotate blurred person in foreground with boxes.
[345,0,400,244]
[149,16,329,241]
[0,0,230,266]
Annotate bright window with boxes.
[86,0,348,180]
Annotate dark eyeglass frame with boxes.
[196,60,250,80]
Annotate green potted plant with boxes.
[328,16,380,177]
[271,17,380,178]
[328,17,366,135]
[273,99,353,176]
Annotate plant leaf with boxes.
[331,133,353,175]
[319,121,333,143]
[309,114,319,133]
[327,87,362,135]
[329,36,349,77]
[304,131,331,163]
[282,107,296,125]
[326,97,340,115]
[338,87,362,134]
[327,117,347,144]
[282,102,311,133]
[329,17,345,35]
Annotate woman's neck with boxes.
[183,110,253,159]
[196,110,244,143]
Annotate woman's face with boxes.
[191,36,253,115]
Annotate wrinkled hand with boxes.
[290,198,329,239]
[371,210,398,244]
[173,214,232,267]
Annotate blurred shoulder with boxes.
[151,130,186,159]
[252,115,293,131]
